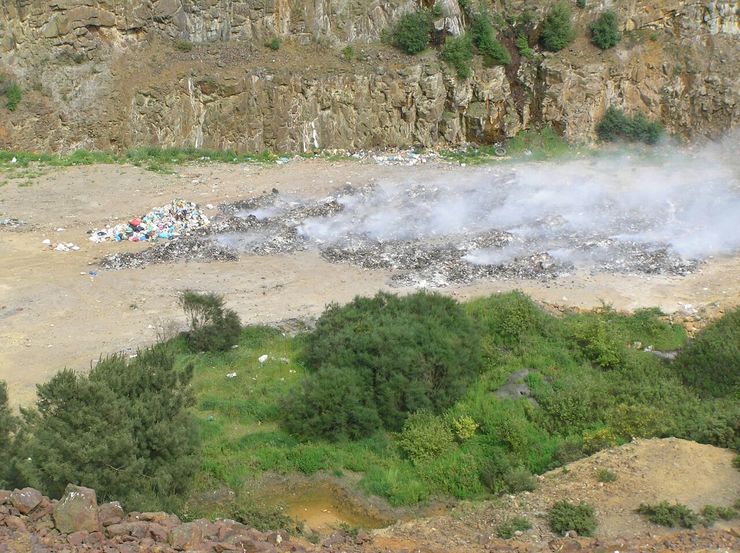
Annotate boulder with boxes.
[9,487,43,514]
[98,501,124,526]
[169,521,204,550]
[53,484,100,534]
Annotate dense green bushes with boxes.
[14,347,199,509]
[539,1,575,52]
[284,292,482,439]
[390,11,432,54]
[441,34,474,79]
[180,291,241,352]
[471,15,511,66]
[672,307,739,398]
[0,382,18,487]
[590,11,621,50]
[596,107,664,144]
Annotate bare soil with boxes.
[1,159,739,406]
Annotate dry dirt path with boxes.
[1,159,739,406]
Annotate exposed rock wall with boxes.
[0,0,737,153]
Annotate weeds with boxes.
[496,516,532,538]
[549,500,597,536]
[595,468,617,483]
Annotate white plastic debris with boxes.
[42,239,51,245]
[258,354,268,364]
[226,372,237,379]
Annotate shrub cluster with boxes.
[180,291,242,352]
[637,501,699,528]
[390,11,432,55]
[0,76,22,112]
[539,1,575,52]
[282,292,482,440]
[471,15,511,65]
[441,34,474,79]
[496,516,532,539]
[12,347,199,509]
[0,382,18,488]
[549,500,597,536]
[590,11,621,50]
[672,307,739,398]
[596,107,664,144]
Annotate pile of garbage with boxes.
[89,200,209,243]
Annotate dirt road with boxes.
[2,159,738,406]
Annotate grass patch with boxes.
[496,516,532,538]
[549,500,596,536]
[595,468,617,483]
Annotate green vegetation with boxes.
[471,15,511,66]
[637,501,699,528]
[596,107,664,145]
[496,516,532,538]
[180,291,242,353]
[441,127,570,164]
[268,37,281,51]
[539,1,575,52]
[0,382,18,488]
[549,500,597,536]
[577,0,587,8]
[590,11,621,50]
[516,34,534,59]
[341,45,354,62]
[595,468,617,483]
[700,504,737,525]
[174,39,193,52]
[390,11,431,55]
[2,291,737,528]
[0,76,22,111]
[441,34,474,79]
[672,307,739,398]
[283,292,482,439]
[13,347,198,511]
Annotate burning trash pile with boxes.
[89,200,209,243]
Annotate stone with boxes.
[169,521,204,550]
[0,490,11,505]
[53,484,100,534]
[4,515,26,531]
[67,530,88,547]
[98,502,125,526]
[10,488,43,515]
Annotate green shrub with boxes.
[390,11,431,55]
[471,15,511,65]
[416,448,485,498]
[503,467,537,493]
[441,34,473,79]
[268,37,281,50]
[700,505,737,526]
[233,502,296,532]
[496,516,532,538]
[554,437,585,465]
[590,11,621,50]
[179,291,241,352]
[467,291,551,348]
[595,468,617,483]
[672,308,740,398]
[341,45,354,62]
[0,381,19,487]
[4,82,22,111]
[291,291,481,438]
[576,0,586,8]
[451,414,479,441]
[479,450,513,493]
[637,501,699,528]
[397,411,456,464]
[516,34,534,58]
[572,318,626,370]
[539,1,575,52]
[596,107,664,144]
[549,500,597,536]
[582,427,618,454]
[174,39,193,52]
[16,347,198,509]
[608,403,665,440]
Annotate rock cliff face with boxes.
[0,0,737,153]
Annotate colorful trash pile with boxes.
[89,199,210,243]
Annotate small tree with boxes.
[596,107,663,144]
[539,1,575,52]
[590,11,621,50]
[179,290,241,352]
[441,34,474,79]
[0,381,19,487]
[471,15,511,65]
[17,348,199,508]
[391,11,432,55]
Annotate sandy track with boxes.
[1,159,738,406]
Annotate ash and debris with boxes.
[0,217,28,231]
[98,178,705,285]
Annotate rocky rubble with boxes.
[0,485,309,553]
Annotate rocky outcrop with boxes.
[0,486,307,552]
[0,0,737,153]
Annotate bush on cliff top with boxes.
[15,346,199,509]
[539,1,575,52]
[390,11,432,55]
[590,11,621,50]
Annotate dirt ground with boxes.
[1,159,739,407]
[374,438,740,550]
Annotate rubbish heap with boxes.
[89,200,209,243]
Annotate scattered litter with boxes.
[54,242,80,252]
[42,239,51,245]
[56,227,65,232]
[258,354,268,364]
[230,344,239,349]
[226,372,237,379]
[89,199,209,243]
[0,217,27,228]
[10,156,17,164]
